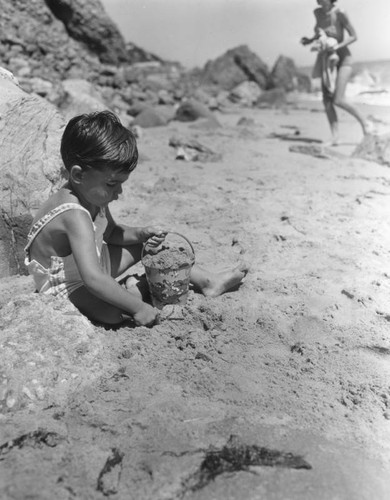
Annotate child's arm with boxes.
[334,10,357,50]
[104,207,167,248]
[301,9,321,45]
[64,210,157,326]
[301,35,317,46]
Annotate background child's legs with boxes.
[333,65,367,134]
[69,244,143,325]
[322,86,339,143]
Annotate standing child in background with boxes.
[300,0,370,145]
[24,111,248,327]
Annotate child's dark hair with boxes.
[60,111,138,173]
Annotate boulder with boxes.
[18,77,54,98]
[174,99,220,125]
[158,89,175,105]
[229,81,262,106]
[55,78,108,120]
[270,55,311,92]
[0,212,33,277]
[200,45,270,91]
[131,106,170,128]
[0,73,65,277]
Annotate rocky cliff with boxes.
[0,0,152,81]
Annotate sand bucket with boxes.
[141,232,195,309]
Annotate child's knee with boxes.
[98,308,124,325]
[333,96,344,107]
[322,94,333,106]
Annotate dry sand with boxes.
[2,99,390,499]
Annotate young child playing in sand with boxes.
[24,111,248,327]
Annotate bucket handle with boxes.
[141,231,195,261]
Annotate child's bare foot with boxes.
[201,263,249,298]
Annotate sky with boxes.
[101,0,390,69]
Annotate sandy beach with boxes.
[2,98,390,499]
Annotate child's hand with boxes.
[300,36,312,46]
[133,303,159,327]
[141,226,168,247]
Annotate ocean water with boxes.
[301,59,390,107]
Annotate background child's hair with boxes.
[60,110,138,173]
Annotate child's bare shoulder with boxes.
[33,188,86,224]
[334,7,348,21]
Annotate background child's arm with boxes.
[335,10,357,49]
[64,210,157,324]
[301,9,321,45]
[104,207,167,248]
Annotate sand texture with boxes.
[142,246,194,270]
[1,100,390,499]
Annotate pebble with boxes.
[22,386,35,400]
[6,395,16,408]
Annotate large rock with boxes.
[200,45,270,91]
[55,78,108,121]
[0,212,33,277]
[174,98,220,125]
[270,55,311,92]
[0,73,65,277]
[131,106,171,128]
[229,81,262,106]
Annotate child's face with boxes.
[79,166,129,208]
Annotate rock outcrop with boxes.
[0,0,159,84]
[0,74,65,277]
[200,45,270,91]
[270,55,311,92]
[45,0,129,64]
[0,0,100,82]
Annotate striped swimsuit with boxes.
[24,203,111,298]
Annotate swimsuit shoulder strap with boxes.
[24,203,92,253]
